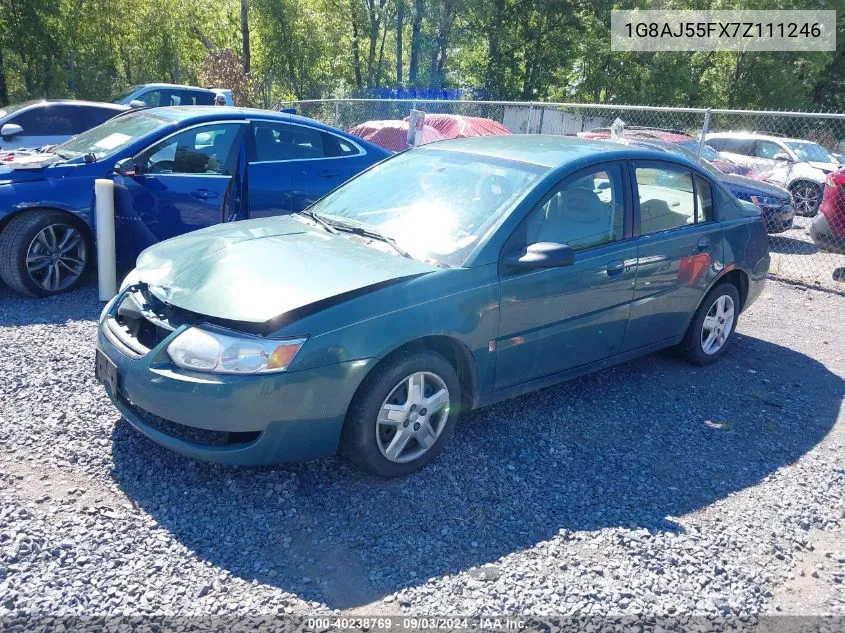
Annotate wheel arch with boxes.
[681,267,749,340]
[364,335,479,416]
[0,207,94,247]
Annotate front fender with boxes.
[0,171,98,229]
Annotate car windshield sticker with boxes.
[94,132,132,150]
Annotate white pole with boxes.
[94,179,117,302]
[408,109,425,147]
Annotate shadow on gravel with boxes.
[0,279,100,327]
[110,333,844,609]
[768,236,819,255]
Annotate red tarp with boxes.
[347,120,446,152]
[404,113,512,138]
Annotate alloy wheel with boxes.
[700,294,735,355]
[26,223,87,292]
[792,185,820,214]
[376,371,451,463]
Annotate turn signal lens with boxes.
[267,343,303,370]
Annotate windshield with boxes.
[54,111,173,160]
[786,141,834,163]
[308,149,546,267]
[110,85,142,104]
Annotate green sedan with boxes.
[96,135,770,477]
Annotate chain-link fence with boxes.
[288,98,845,291]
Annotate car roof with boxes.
[128,107,388,152]
[133,83,216,92]
[142,106,350,130]
[420,134,694,169]
[4,99,129,110]
[707,131,811,144]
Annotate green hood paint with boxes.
[133,215,438,323]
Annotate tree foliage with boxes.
[0,0,842,109]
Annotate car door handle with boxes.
[191,189,218,200]
[606,259,625,276]
[697,237,712,252]
[318,169,342,178]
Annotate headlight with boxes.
[167,326,306,374]
[751,195,785,207]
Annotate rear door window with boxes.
[252,122,323,161]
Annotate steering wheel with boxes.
[148,160,175,174]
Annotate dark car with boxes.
[96,136,770,477]
[614,138,795,233]
[0,107,390,297]
[0,100,128,151]
[110,84,231,108]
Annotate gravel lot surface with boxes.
[1,278,844,627]
[769,216,845,291]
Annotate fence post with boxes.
[527,104,535,134]
[334,101,339,127]
[697,108,712,158]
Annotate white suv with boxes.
[706,132,842,215]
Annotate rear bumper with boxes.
[810,213,845,254]
[97,308,375,465]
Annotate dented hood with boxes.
[132,215,438,323]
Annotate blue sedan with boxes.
[0,107,389,296]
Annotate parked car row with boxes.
[0,99,775,475]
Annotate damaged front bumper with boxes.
[96,287,375,465]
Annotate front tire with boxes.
[341,350,461,478]
[789,181,823,216]
[0,211,91,297]
[681,282,740,366]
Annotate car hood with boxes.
[132,215,439,324]
[719,173,790,199]
[0,158,69,184]
[807,161,843,173]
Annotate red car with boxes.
[576,127,752,176]
[810,170,845,253]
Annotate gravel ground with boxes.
[1,278,844,627]
[769,216,845,291]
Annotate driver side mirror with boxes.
[1,123,23,140]
[503,242,575,271]
[772,153,792,163]
[113,157,138,176]
[128,100,147,109]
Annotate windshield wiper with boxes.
[331,222,415,260]
[306,214,451,268]
[297,210,338,234]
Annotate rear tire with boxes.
[0,211,91,297]
[681,282,741,366]
[341,350,461,478]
